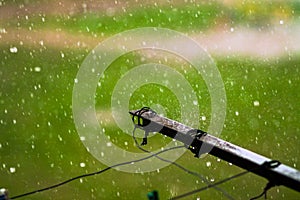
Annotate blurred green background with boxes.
[0,0,300,199]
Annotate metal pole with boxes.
[129,109,300,193]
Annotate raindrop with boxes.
[80,136,86,141]
[80,162,86,168]
[206,161,211,167]
[0,28,7,33]
[279,20,284,25]
[9,167,16,173]
[58,135,63,141]
[34,67,41,72]
[253,101,260,107]
[106,142,112,147]
[9,47,18,53]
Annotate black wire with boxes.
[250,190,266,200]
[10,144,185,199]
[170,161,280,200]
[169,170,249,200]
[250,182,275,200]
[132,126,236,200]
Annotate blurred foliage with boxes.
[0,0,300,199]
[0,0,299,35]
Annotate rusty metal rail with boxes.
[129,109,300,193]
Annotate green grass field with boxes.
[1,1,300,199]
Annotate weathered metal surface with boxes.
[129,109,300,192]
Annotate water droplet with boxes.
[34,67,41,72]
[206,161,211,167]
[253,101,260,107]
[80,162,86,168]
[106,142,112,147]
[80,136,86,141]
[10,47,18,53]
[9,167,16,173]
[0,28,7,33]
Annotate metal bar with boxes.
[129,109,300,192]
